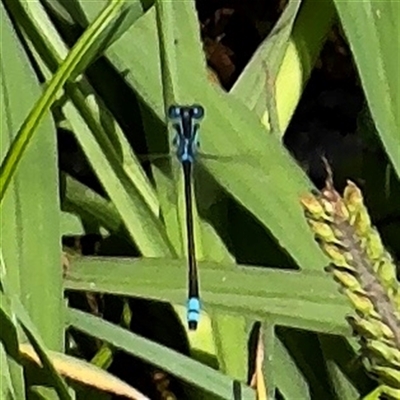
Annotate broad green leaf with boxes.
[66,308,256,400]
[1,3,63,350]
[64,257,351,334]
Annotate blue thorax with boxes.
[168,105,204,164]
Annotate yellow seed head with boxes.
[331,268,363,291]
[320,197,335,218]
[345,290,375,316]
[300,193,323,214]
[334,199,350,220]
[344,181,364,207]
[321,243,352,267]
[308,220,338,243]
[365,229,384,261]
[352,209,371,236]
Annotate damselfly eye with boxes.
[168,105,181,119]
[191,105,204,119]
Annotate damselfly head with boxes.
[168,105,205,120]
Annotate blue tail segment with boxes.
[187,297,200,330]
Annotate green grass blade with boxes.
[0,0,127,201]
[155,0,206,105]
[261,322,277,399]
[319,336,360,399]
[62,93,174,256]
[66,308,256,400]
[0,286,25,400]
[154,0,224,261]
[334,0,400,178]
[154,0,234,264]
[232,0,335,136]
[60,211,85,237]
[1,3,63,351]
[12,298,72,400]
[154,0,193,257]
[42,0,144,60]
[0,343,17,400]
[15,0,173,255]
[274,337,311,399]
[199,90,329,270]
[231,0,302,135]
[62,173,123,235]
[64,257,351,334]
[210,314,248,380]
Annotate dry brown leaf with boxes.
[249,329,267,400]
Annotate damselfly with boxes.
[142,105,244,330]
[168,104,204,331]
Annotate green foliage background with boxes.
[1,0,399,399]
